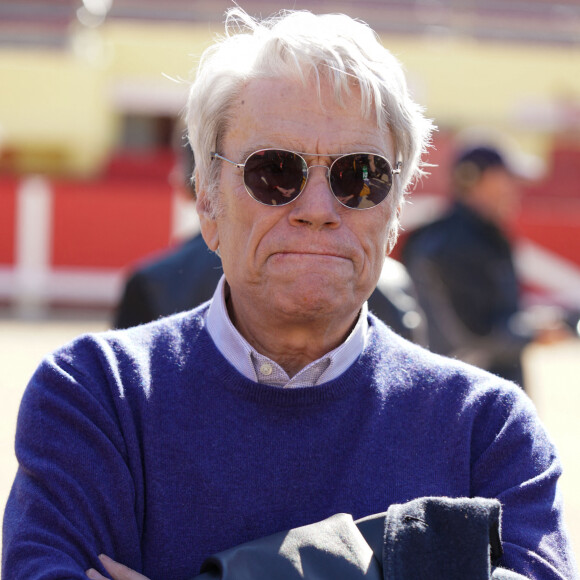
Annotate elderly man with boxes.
[3,8,576,580]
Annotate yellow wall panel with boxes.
[1,19,579,174]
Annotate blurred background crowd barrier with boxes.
[1,0,580,320]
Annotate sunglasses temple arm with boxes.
[210,152,245,169]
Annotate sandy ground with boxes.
[1,317,579,566]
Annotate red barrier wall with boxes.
[515,200,580,265]
[0,177,17,266]
[51,177,173,269]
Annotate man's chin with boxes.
[272,284,360,320]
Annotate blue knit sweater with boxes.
[2,307,577,579]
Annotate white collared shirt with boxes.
[205,276,368,388]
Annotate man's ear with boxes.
[385,202,403,256]
[195,170,220,252]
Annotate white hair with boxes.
[186,8,435,250]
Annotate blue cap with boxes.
[454,146,508,174]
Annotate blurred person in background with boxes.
[113,135,428,346]
[112,138,223,330]
[3,8,576,580]
[402,144,568,390]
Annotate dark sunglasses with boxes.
[211,148,401,210]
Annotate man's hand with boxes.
[86,554,151,580]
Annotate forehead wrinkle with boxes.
[225,80,394,162]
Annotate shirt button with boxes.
[260,363,273,376]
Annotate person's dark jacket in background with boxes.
[402,202,531,386]
[114,233,427,345]
[114,233,223,330]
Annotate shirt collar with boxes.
[205,275,368,388]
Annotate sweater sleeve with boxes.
[2,335,145,579]
[468,382,578,580]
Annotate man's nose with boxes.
[287,165,341,229]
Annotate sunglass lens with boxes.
[330,154,393,209]
[244,150,307,206]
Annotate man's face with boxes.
[198,76,396,326]
[471,167,521,226]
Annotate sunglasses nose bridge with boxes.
[307,163,330,171]
[304,163,332,191]
[306,163,330,176]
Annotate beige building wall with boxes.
[1,20,579,174]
